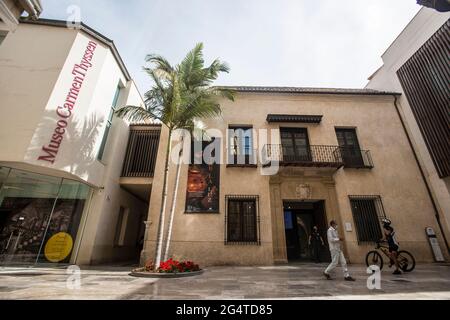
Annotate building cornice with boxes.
[19,0,43,19]
[0,1,20,30]
[217,86,401,96]
[20,18,132,81]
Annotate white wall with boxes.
[0,24,77,164]
[0,23,134,188]
[75,81,149,265]
[0,22,149,265]
[22,30,128,187]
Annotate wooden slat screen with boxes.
[397,19,450,178]
[121,128,161,177]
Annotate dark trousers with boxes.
[311,242,321,262]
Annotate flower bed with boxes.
[158,258,200,273]
[130,258,203,278]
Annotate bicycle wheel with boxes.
[397,250,415,272]
[365,250,383,270]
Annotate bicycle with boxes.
[365,240,416,272]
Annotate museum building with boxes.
[0,18,161,265]
[0,10,448,267]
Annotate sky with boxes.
[41,0,421,94]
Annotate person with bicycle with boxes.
[382,218,402,275]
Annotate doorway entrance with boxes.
[283,200,330,262]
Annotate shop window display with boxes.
[0,167,90,265]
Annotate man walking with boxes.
[323,220,355,281]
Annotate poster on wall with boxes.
[185,139,220,213]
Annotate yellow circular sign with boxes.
[44,232,73,263]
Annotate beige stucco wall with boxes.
[366,8,450,248]
[143,92,448,267]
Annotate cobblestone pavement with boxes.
[0,263,449,300]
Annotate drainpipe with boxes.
[19,0,42,19]
[392,95,449,253]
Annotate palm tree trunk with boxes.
[153,129,172,270]
[163,133,185,261]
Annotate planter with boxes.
[129,269,204,278]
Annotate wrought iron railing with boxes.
[262,145,373,169]
[225,195,261,245]
[349,195,386,244]
[340,147,374,168]
[262,144,344,167]
[121,127,161,177]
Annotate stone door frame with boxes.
[269,169,345,264]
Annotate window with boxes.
[225,195,260,245]
[349,196,386,244]
[227,126,255,166]
[98,84,121,161]
[114,206,129,247]
[280,128,311,162]
[335,128,365,167]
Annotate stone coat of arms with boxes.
[296,184,312,199]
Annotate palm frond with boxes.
[115,105,160,123]
[204,59,230,82]
[134,44,234,131]
[145,54,174,74]
[179,43,206,89]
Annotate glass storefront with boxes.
[0,166,90,265]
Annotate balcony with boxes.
[340,147,374,169]
[262,145,373,169]
[262,144,343,168]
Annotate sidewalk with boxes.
[0,263,449,300]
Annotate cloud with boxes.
[41,0,420,92]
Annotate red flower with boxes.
[157,258,200,273]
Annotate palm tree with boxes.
[115,43,234,269]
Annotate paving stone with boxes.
[0,263,449,299]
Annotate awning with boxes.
[266,114,323,123]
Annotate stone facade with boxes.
[142,90,449,266]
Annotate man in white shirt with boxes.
[323,220,355,281]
